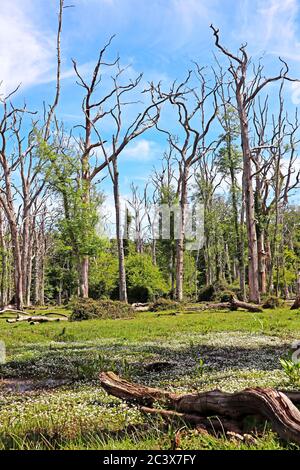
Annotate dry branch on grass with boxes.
[6,314,68,324]
[186,298,263,313]
[100,372,300,445]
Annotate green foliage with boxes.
[89,251,119,299]
[37,133,104,261]
[262,296,283,310]
[70,298,134,321]
[280,355,300,387]
[150,298,181,312]
[183,252,197,299]
[220,290,235,302]
[198,281,229,302]
[126,254,168,302]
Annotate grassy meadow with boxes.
[0,305,300,450]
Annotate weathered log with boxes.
[185,303,231,312]
[100,372,300,445]
[0,309,29,316]
[183,299,262,313]
[7,315,68,324]
[230,297,263,313]
[140,406,243,435]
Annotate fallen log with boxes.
[183,298,263,313]
[230,297,263,313]
[7,315,68,324]
[100,372,300,445]
[0,309,29,316]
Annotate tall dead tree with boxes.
[211,25,298,303]
[157,68,217,301]
[72,44,172,301]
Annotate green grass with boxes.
[0,305,299,450]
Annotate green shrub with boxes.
[262,296,283,309]
[70,298,134,321]
[280,355,300,387]
[150,298,181,312]
[126,254,168,302]
[220,290,235,302]
[198,281,229,302]
[127,285,153,303]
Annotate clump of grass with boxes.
[149,298,181,312]
[280,354,300,387]
[70,298,134,321]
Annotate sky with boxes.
[1,0,300,207]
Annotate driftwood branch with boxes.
[100,372,300,445]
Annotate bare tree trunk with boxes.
[257,229,267,295]
[11,222,23,310]
[80,256,89,298]
[176,169,189,301]
[0,211,7,307]
[239,109,260,303]
[113,159,127,303]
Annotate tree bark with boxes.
[113,159,128,303]
[238,106,260,303]
[100,372,300,445]
[176,168,189,301]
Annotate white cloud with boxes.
[122,139,160,162]
[0,0,57,95]
[237,0,300,60]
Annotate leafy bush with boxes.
[198,281,229,302]
[280,355,300,387]
[126,254,168,302]
[127,285,152,304]
[150,298,181,312]
[89,251,118,299]
[263,296,283,310]
[70,298,134,321]
[220,290,235,302]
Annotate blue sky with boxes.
[1,0,300,203]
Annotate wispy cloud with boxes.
[0,0,57,94]
[236,0,300,60]
[122,139,162,162]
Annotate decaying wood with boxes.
[185,298,263,313]
[100,372,300,445]
[7,315,68,324]
[0,309,29,316]
[230,297,263,313]
[132,303,150,312]
[140,406,243,435]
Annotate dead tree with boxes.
[157,67,217,301]
[211,25,299,303]
[72,44,173,301]
[0,1,64,310]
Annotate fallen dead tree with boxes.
[186,298,263,313]
[132,303,151,312]
[100,372,300,445]
[0,309,29,316]
[7,313,68,324]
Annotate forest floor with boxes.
[0,305,300,450]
